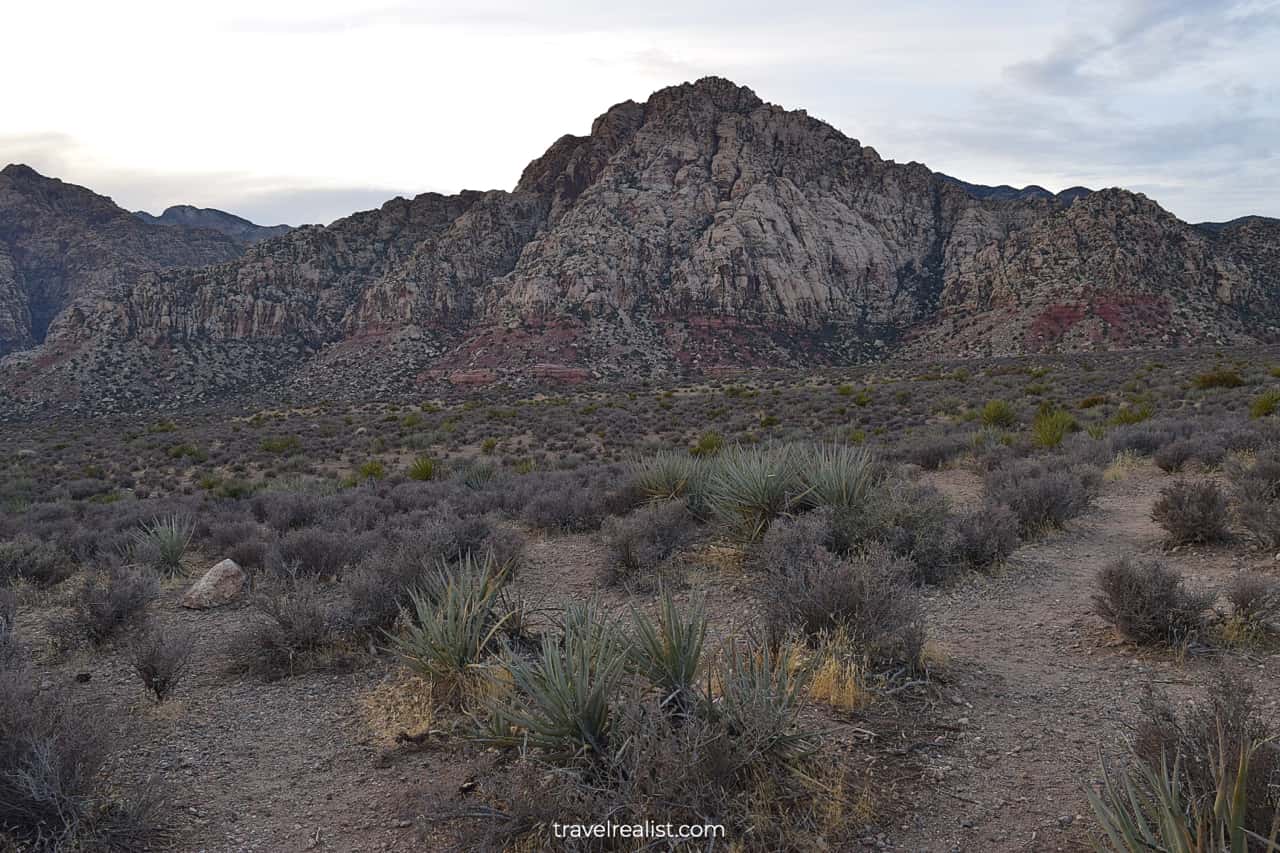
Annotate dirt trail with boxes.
[898,466,1279,852]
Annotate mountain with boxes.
[937,174,1093,206]
[2,77,1278,415]
[134,205,292,246]
[0,164,248,358]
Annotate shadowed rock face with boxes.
[0,164,247,356]
[2,77,1279,411]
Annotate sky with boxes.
[2,0,1276,226]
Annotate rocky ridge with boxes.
[2,77,1278,416]
[134,206,292,246]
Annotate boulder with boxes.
[180,558,245,609]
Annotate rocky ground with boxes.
[12,461,1277,852]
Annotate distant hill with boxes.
[937,174,1092,205]
[134,205,291,246]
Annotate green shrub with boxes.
[690,431,724,457]
[632,452,700,500]
[1110,402,1154,425]
[703,444,803,539]
[629,588,706,718]
[407,456,438,481]
[980,399,1018,428]
[1031,407,1078,448]
[1249,389,1280,419]
[357,460,386,481]
[388,554,511,707]
[130,515,193,575]
[1192,369,1245,390]
[797,444,878,512]
[259,435,302,455]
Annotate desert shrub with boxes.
[952,502,1020,570]
[984,458,1098,535]
[1250,389,1280,419]
[71,568,159,646]
[1110,402,1154,425]
[1093,558,1213,646]
[632,451,701,501]
[1152,436,1225,473]
[357,460,386,481]
[234,575,334,679]
[1225,573,1280,629]
[980,399,1018,428]
[1229,451,1280,549]
[0,665,159,850]
[764,540,925,671]
[1031,407,1077,449]
[259,434,302,455]
[715,641,817,763]
[901,434,967,471]
[702,444,804,539]
[131,624,194,702]
[798,444,879,510]
[1151,480,1230,545]
[690,430,724,457]
[129,514,193,575]
[1192,368,1245,390]
[1118,675,1280,845]
[407,456,438,481]
[388,554,511,707]
[837,479,958,585]
[601,500,696,585]
[629,588,707,718]
[252,491,321,533]
[272,525,365,577]
[0,536,74,587]
[487,602,630,759]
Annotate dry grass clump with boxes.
[131,623,195,702]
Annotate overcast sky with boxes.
[3,0,1276,225]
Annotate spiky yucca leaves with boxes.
[487,602,630,760]
[388,553,511,708]
[704,444,804,539]
[407,456,438,481]
[130,514,193,575]
[1088,730,1280,853]
[715,640,817,765]
[630,588,707,719]
[632,451,701,501]
[798,444,879,512]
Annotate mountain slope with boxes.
[134,205,292,246]
[0,164,247,357]
[2,77,1278,414]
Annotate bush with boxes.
[407,456,438,481]
[601,501,696,585]
[234,575,334,679]
[0,536,74,587]
[632,451,701,501]
[980,399,1018,428]
[702,445,804,539]
[984,458,1097,535]
[1225,573,1280,628]
[798,444,879,509]
[1151,480,1230,545]
[764,540,925,671]
[629,588,707,718]
[71,568,159,646]
[487,602,630,759]
[1152,437,1224,473]
[952,503,1020,570]
[129,514,193,575]
[273,525,365,577]
[1093,558,1213,646]
[1250,389,1280,419]
[1031,408,1077,449]
[131,624,194,702]
[388,553,511,707]
[1192,368,1245,390]
[0,665,158,849]
[901,434,967,471]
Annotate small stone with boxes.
[1058,814,1074,828]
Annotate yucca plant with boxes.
[485,601,629,760]
[798,443,878,511]
[407,456,438,481]
[387,553,511,708]
[630,588,707,719]
[130,514,193,575]
[1089,728,1280,852]
[632,451,701,501]
[703,444,804,539]
[715,640,817,765]
[1032,408,1078,449]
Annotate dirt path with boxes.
[897,466,1280,851]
